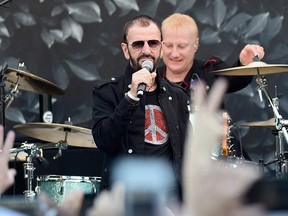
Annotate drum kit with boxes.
[0,63,98,203]
[212,56,288,178]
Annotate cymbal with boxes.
[240,118,275,128]
[14,122,96,148]
[4,68,64,95]
[212,61,288,76]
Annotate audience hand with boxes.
[37,190,84,216]
[0,125,16,195]
[58,190,84,216]
[183,78,265,216]
[87,183,125,216]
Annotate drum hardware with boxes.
[9,151,28,161]
[240,118,276,128]
[220,112,240,157]
[221,112,230,156]
[14,121,97,148]
[222,114,240,157]
[211,58,288,76]
[213,155,260,170]
[0,62,8,126]
[5,80,19,109]
[213,57,288,177]
[0,62,65,131]
[10,142,50,199]
[259,152,288,166]
[258,151,288,175]
[215,112,239,157]
[252,75,288,177]
[0,64,65,110]
[52,140,68,160]
[12,119,97,199]
[4,67,64,96]
[12,141,68,161]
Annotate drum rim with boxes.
[36,175,101,181]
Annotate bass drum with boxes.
[36,175,101,204]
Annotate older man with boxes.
[92,15,189,195]
[160,13,265,93]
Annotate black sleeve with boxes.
[205,56,253,93]
[92,83,138,153]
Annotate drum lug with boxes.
[92,184,97,194]
[58,185,64,195]
[35,186,40,194]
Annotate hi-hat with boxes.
[240,118,275,128]
[4,68,64,95]
[212,61,288,76]
[14,122,96,148]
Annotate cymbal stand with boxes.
[5,79,20,109]
[23,143,41,199]
[4,62,27,109]
[256,73,288,177]
[52,118,72,159]
[11,143,41,199]
[53,140,68,160]
[0,62,8,127]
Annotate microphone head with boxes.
[33,156,49,168]
[33,150,50,168]
[141,60,153,72]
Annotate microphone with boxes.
[137,60,154,98]
[32,150,49,168]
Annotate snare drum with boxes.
[36,175,101,204]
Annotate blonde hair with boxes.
[162,13,199,39]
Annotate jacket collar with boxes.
[159,60,201,91]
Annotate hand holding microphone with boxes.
[136,60,154,98]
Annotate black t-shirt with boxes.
[143,89,172,160]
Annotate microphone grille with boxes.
[141,60,153,72]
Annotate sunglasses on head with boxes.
[127,40,161,50]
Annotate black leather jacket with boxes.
[92,64,190,190]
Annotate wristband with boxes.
[127,91,140,101]
[125,92,139,106]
